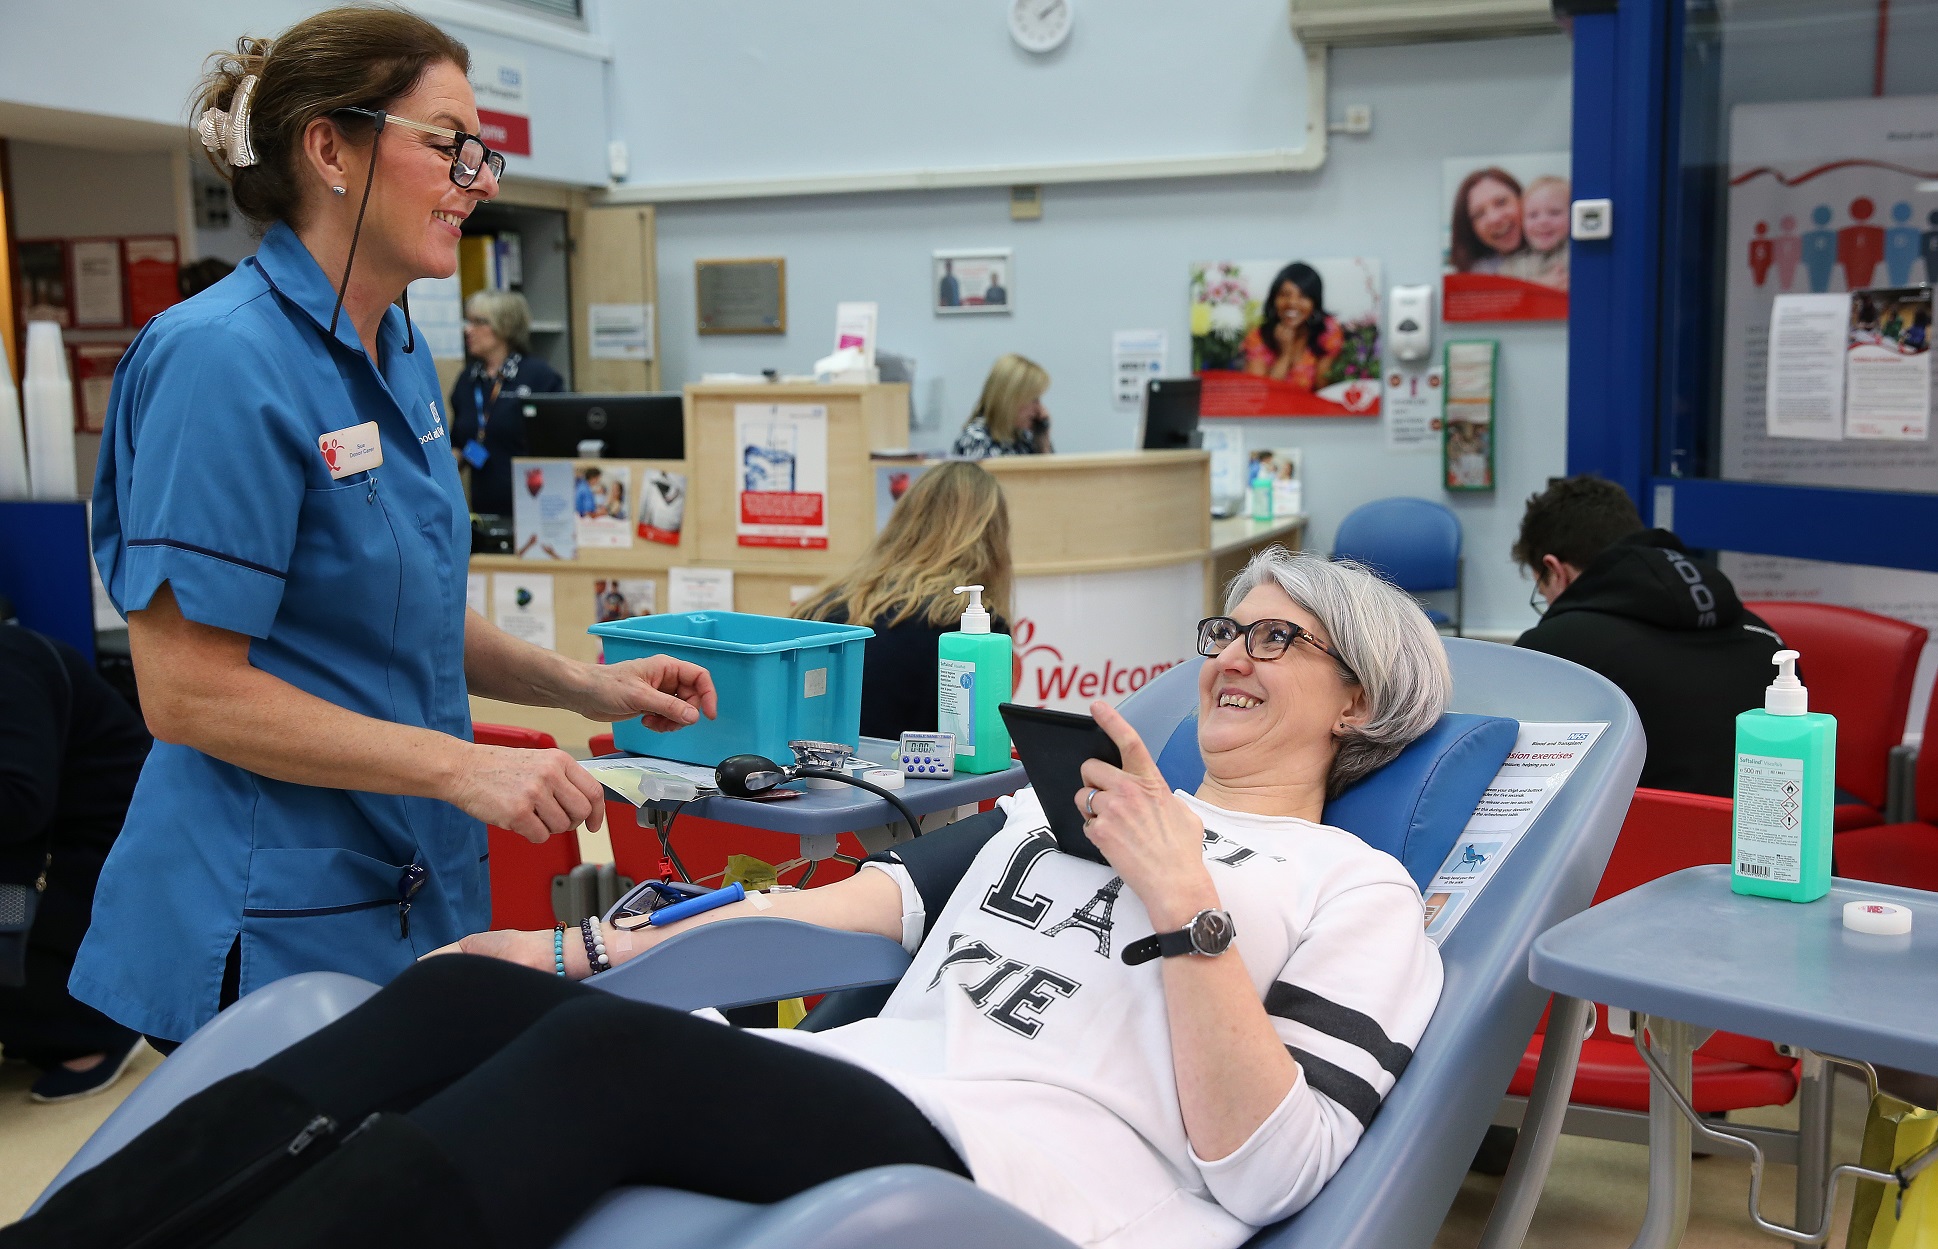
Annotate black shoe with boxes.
[0,1070,337,1249]
[29,1033,146,1104]
[210,1113,494,1249]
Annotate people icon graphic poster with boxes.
[1719,93,1938,491]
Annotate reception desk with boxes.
[468,396,1302,746]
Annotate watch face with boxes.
[1190,909,1235,956]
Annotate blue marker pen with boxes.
[647,882,747,926]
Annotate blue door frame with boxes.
[1565,0,1938,575]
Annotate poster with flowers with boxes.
[1190,258,1383,417]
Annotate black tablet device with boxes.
[998,703,1121,863]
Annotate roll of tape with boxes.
[1843,899,1913,936]
[863,768,905,790]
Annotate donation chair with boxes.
[1837,662,1938,892]
[39,640,1643,1249]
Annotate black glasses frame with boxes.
[331,107,505,188]
[1197,616,1358,683]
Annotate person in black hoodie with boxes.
[0,612,151,1100]
[1512,476,1782,796]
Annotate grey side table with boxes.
[600,737,1028,868]
[1527,865,1938,1249]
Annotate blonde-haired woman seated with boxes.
[952,352,1053,458]
[450,288,564,515]
[794,460,1011,739]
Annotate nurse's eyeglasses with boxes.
[330,107,505,188]
[1197,616,1358,683]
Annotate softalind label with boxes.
[938,659,975,755]
[1735,752,1804,884]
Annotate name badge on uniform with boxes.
[319,421,383,480]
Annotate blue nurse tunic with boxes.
[76,222,484,1042]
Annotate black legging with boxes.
[244,954,967,1247]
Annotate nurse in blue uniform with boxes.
[78,9,716,1048]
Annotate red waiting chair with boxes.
[474,722,583,929]
[1507,789,1798,1115]
[1747,601,1927,831]
[1837,666,1938,892]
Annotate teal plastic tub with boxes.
[589,611,874,766]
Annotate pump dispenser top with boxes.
[954,585,991,634]
[1765,649,1808,716]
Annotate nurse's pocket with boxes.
[242,846,418,986]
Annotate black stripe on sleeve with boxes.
[1266,981,1414,1079]
[127,538,288,580]
[1287,1046,1383,1129]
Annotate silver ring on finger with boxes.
[1084,786,1098,819]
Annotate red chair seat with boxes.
[1509,1034,1798,1113]
[1837,821,1938,891]
[475,723,582,930]
[1836,803,1886,832]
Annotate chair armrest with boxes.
[1887,742,1919,824]
[590,917,912,1011]
[555,1165,1081,1249]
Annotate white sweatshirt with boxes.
[762,788,1444,1249]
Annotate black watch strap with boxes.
[1121,928,1197,966]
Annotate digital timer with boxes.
[900,732,956,779]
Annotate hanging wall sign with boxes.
[734,403,829,549]
[1442,153,1572,322]
[1443,340,1498,492]
[468,50,531,157]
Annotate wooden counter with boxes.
[980,450,1212,576]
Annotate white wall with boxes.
[636,31,1573,635]
[603,0,1314,187]
[0,0,611,185]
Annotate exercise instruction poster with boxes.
[1422,722,1607,942]
[734,403,829,549]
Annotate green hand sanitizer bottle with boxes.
[1731,649,1835,901]
[938,584,1013,775]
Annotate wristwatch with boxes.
[1121,909,1236,966]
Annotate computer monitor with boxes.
[1140,377,1202,451]
[520,393,685,460]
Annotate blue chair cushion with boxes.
[1155,713,1519,891]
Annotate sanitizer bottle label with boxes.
[1735,752,1804,883]
[938,660,976,756]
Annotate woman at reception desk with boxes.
[950,353,1054,458]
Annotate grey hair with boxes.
[1224,546,1452,798]
[464,288,533,356]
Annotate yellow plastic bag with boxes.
[1850,1095,1938,1248]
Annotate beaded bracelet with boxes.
[580,916,610,975]
[553,923,567,977]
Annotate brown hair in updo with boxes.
[192,6,469,232]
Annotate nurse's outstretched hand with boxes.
[578,655,719,732]
[449,745,607,844]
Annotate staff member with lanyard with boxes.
[81,7,717,1051]
[449,289,562,516]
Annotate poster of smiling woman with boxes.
[1443,153,1571,322]
[1189,257,1383,417]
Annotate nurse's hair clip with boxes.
[197,73,260,169]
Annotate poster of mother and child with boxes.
[1189,152,1568,421]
